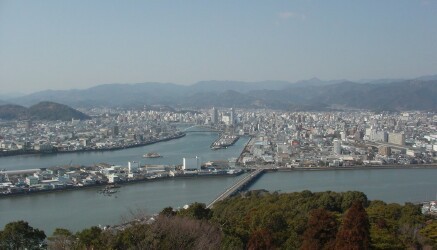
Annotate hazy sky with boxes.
[1,0,436,93]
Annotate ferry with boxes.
[142,152,162,158]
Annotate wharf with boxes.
[210,134,240,150]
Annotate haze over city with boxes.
[1,0,437,93]
[1,1,437,249]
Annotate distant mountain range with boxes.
[2,75,437,111]
[0,101,90,121]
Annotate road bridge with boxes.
[182,125,222,133]
[207,168,266,208]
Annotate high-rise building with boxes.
[333,139,341,155]
[230,108,235,125]
[24,120,32,130]
[340,131,347,141]
[112,125,119,136]
[388,132,405,146]
[211,107,218,125]
[374,131,389,143]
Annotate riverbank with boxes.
[236,136,253,165]
[270,164,437,172]
[0,133,186,158]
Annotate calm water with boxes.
[0,132,249,170]
[249,169,437,204]
[0,132,250,234]
[1,132,436,235]
[0,175,244,235]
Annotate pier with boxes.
[207,167,266,208]
[210,134,240,150]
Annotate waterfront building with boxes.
[182,157,201,170]
[25,176,39,186]
[128,161,139,173]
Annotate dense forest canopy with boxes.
[1,190,436,249]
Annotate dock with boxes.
[207,168,265,208]
[210,134,240,150]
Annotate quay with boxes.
[210,134,240,150]
[207,167,266,208]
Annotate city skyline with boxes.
[1,0,437,93]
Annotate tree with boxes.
[110,223,154,249]
[0,221,46,250]
[335,201,370,250]
[47,228,75,250]
[300,208,338,250]
[341,191,368,212]
[177,202,212,220]
[76,226,105,249]
[420,220,437,249]
[247,228,275,250]
[152,215,222,249]
[159,206,176,217]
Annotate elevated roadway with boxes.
[182,125,222,133]
[207,168,265,208]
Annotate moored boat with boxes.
[142,152,162,158]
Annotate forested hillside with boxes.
[1,190,436,249]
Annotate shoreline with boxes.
[0,133,186,158]
[271,164,437,172]
[236,136,253,165]
[0,171,244,199]
[3,164,436,199]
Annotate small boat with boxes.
[143,152,162,158]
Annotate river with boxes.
[0,132,436,235]
[0,131,248,170]
[0,132,250,234]
[249,169,437,204]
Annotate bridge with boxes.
[207,168,266,208]
[182,125,222,133]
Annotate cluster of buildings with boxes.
[0,158,241,196]
[0,110,185,156]
[201,109,436,168]
[1,107,436,196]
